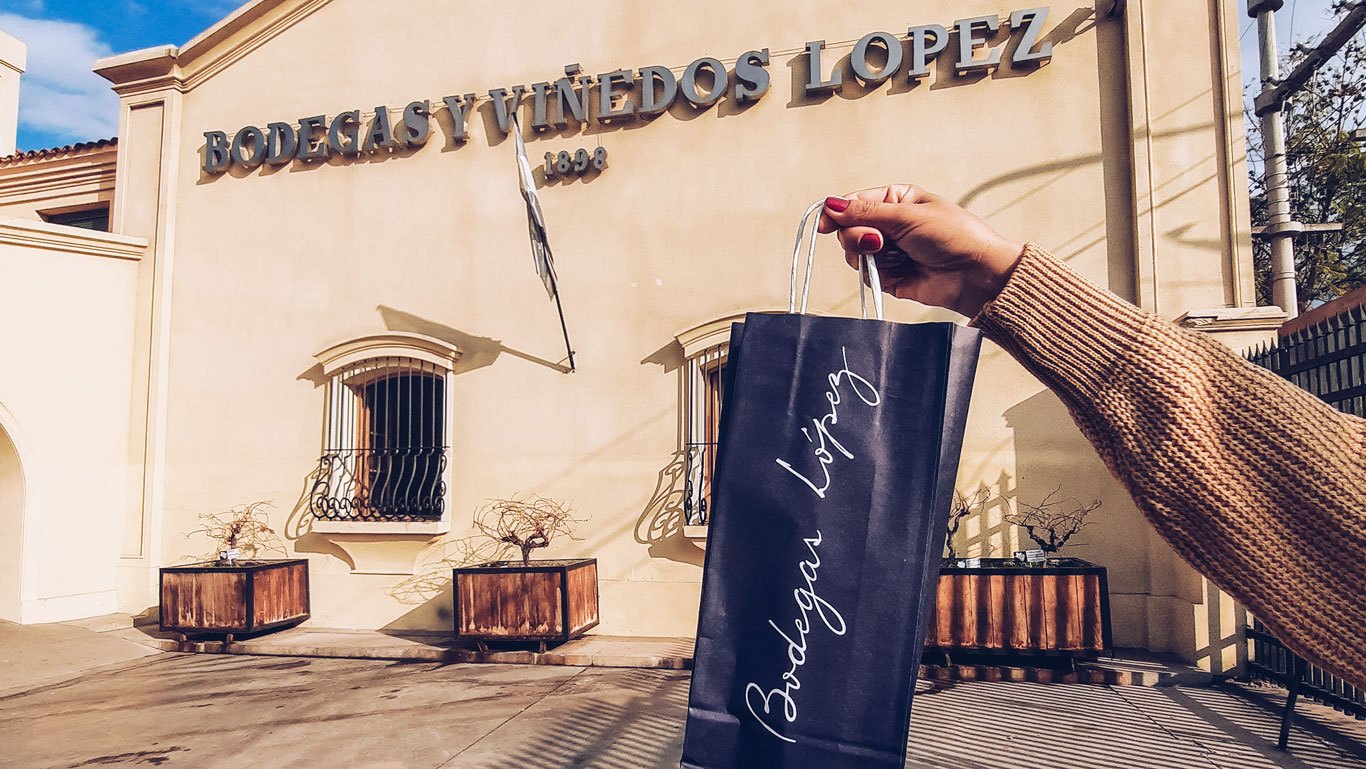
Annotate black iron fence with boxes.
[1247,307,1366,415]
[1246,307,1366,721]
[1246,620,1365,717]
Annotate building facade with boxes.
[0,0,1283,673]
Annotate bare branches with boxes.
[186,501,286,564]
[945,487,991,559]
[1004,487,1100,555]
[473,496,584,566]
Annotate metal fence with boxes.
[1246,307,1366,721]
[1247,307,1366,415]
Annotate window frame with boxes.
[683,344,728,528]
[310,333,460,534]
[674,313,753,534]
[38,203,111,232]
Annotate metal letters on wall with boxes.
[201,7,1054,174]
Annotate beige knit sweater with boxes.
[972,244,1366,689]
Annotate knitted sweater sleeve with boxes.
[971,244,1366,689]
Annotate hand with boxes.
[817,184,1024,318]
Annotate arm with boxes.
[973,245,1366,689]
[819,188,1366,688]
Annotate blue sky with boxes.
[0,0,1351,152]
[1,0,238,150]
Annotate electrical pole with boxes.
[1250,0,1302,318]
[1249,1,1366,318]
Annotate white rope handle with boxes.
[789,200,884,320]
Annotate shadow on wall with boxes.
[951,470,1019,559]
[633,451,705,568]
[279,452,520,631]
[281,463,355,570]
[635,339,705,568]
[1194,575,1249,677]
[1002,391,1108,560]
[379,535,516,632]
[377,305,572,375]
[1000,390,1247,674]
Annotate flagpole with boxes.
[510,113,575,373]
[547,266,575,372]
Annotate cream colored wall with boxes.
[0,216,145,622]
[106,0,1261,660]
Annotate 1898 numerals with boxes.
[544,147,607,178]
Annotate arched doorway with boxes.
[0,416,26,621]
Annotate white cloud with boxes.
[0,13,119,145]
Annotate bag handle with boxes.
[789,200,884,320]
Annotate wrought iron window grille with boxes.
[310,356,449,523]
[682,343,727,527]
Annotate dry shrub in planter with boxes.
[929,487,1111,658]
[187,500,287,564]
[160,500,309,641]
[944,487,991,560]
[1004,486,1101,558]
[473,496,584,566]
[454,496,598,647]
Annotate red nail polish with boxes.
[858,232,882,252]
[824,196,849,213]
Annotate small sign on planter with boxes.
[219,548,241,564]
[1014,549,1046,565]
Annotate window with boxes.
[683,343,728,526]
[39,204,110,232]
[309,334,460,532]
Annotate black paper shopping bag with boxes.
[680,207,982,769]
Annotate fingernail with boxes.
[858,232,882,252]
[824,196,849,213]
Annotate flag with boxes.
[509,113,575,372]
[512,113,557,299]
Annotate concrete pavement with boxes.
[0,617,158,696]
[1,651,1364,768]
[0,618,1363,768]
[126,623,1212,685]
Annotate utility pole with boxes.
[1249,0,1366,318]
[1249,0,1302,317]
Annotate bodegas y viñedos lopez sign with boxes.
[201,7,1055,174]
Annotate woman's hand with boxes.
[818,184,1024,318]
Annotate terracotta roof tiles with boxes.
[0,137,118,166]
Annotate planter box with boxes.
[925,558,1111,656]
[453,558,598,643]
[160,559,310,638]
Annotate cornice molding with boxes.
[674,310,788,358]
[1177,306,1288,333]
[0,154,117,204]
[314,332,462,377]
[93,0,330,96]
[0,215,146,261]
